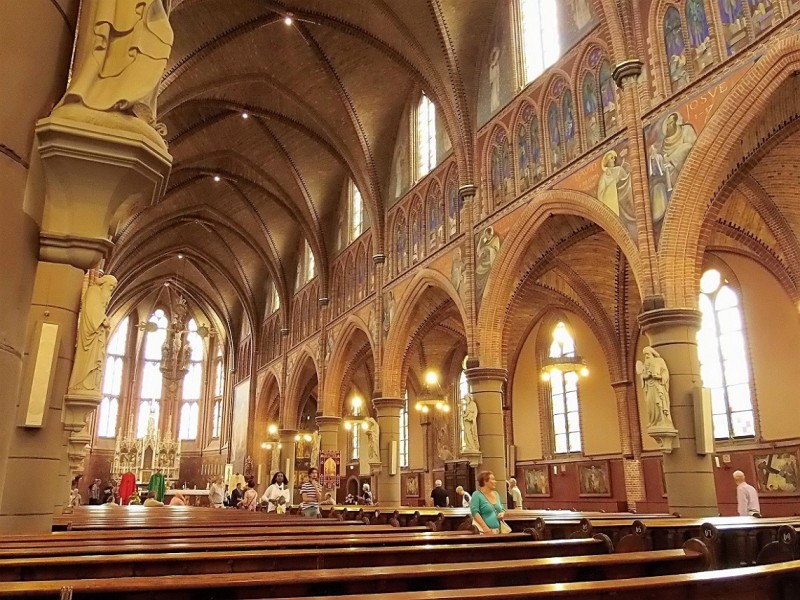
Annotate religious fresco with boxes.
[562,0,598,41]
[718,0,749,56]
[644,59,753,242]
[393,212,408,276]
[686,0,715,74]
[582,71,601,147]
[427,181,445,251]
[664,6,689,92]
[390,110,410,204]
[517,103,545,192]
[473,212,517,307]
[599,61,618,133]
[446,174,461,238]
[409,198,423,265]
[748,0,782,36]
[477,2,515,126]
[450,244,467,302]
[563,89,579,161]
[553,140,637,242]
[490,127,514,207]
[547,101,564,170]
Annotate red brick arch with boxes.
[322,315,376,416]
[382,269,470,397]
[282,349,319,428]
[658,36,800,307]
[476,189,644,368]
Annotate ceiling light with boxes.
[213,175,221,182]
[284,16,293,25]
[177,254,183,259]
[241,112,249,119]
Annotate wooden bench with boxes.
[268,559,800,600]
[0,536,613,581]
[0,540,709,599]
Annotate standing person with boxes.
[209,477,225,509]
[508,478,524,509]
[229,482,243,508]
[88,479,101,505]
[300,467,322,517]
[261,472,291,513]
[430,479,449,507]
[470,471,509,534]
[361,483,374,505]
[733,470,761,516]
[240,480,258,511]
[455,486,471,508]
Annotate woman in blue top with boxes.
[470,470,505,534]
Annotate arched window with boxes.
[267,283,280,315]
[518,0,559,84]
[296,240,316,289]
[351,423,360,461]
[212,344,224,439]
[399,391,409,468]
[458,370,470,452]
[98,317,129,438]
[548,322,582,454]
[179,319,203,440]
[697,269,755,439]
[349,181,364,242]
[138,309,168,438]
[416,94,436,180]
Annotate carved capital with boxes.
[372,397,405,415]
[372,253,386,265]
[39,233,114,270]
[638,308,702,333]
[613,59,644,89]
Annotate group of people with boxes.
[430,476,525,511]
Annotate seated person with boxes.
[143,491,164,507]
[169,492,187,506]
[320,492,336,506]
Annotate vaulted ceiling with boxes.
[109,0,499,335]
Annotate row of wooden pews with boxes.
[0,505,798,599]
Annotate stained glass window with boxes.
[548,322,581,454]
[416,94,437,180]
[98,317,129,438]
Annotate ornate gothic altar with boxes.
[111,412,181,484]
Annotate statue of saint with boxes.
[310,430,320,472]
[475,226,501,299]
[364,417,381,464]
[68,273,118,395]
[636,346,676,431]
[462,394,480,453]
[55,0,174,136]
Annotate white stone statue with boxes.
[364,417,381,464]
[462,394,480,453]
[55,0,174,139]
[68,272,118,396]
[636,346,678,452]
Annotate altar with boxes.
[111,412,181,488]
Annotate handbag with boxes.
[499,520,512,534]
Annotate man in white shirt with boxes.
[508,478,524,509]
[733,470,760,516]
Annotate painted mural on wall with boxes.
[517,103,545,192]
[490,127,514,207]
[475,225,503,305]
[644,59,754,242]
[748,0,783,36]
[553,140,637,241]
[478,2,515,126]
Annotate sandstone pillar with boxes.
[279,429,298,495]
[465,368,508,497]
[639,308,717,517]
[316,416,341,452]
[372,398,404,506]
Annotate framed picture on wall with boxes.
[404,473,420,497]
[753,452,800,495]
[578,462,612,497]
[522,466,550,497]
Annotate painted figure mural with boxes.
[447,179,460,238]
[490,129,513,206]
[748,0,780,35]
[475,226,502,301]
[548,102,563,170]
[428,183,444,250]
[394,214,407,275]
[599,61,617,132]
[685,0,715,73]
[410,201,421,264]
[596,149,636,236]
[664,6,689,91]
[718,0,747,55]
[489,46,501,112]
[518,120,533,192]
[563,89,578,161]
[582,72,601,147]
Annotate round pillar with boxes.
[372,397,404,506]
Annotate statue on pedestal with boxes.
[364,417,381,465]
[636,346,678,452]
[462,394,480,453]
[68,272,117,396]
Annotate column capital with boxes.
[279,429,298,442]
[372,253,386,264]
[280,328,289,336]
[318,297,329,306]
[612,59,644,89]
[464,367,508,384]
[372,397,405,413]
[638,308,702,333]
[610,380,634,390]
[458,184,477,200]
[316,415,341,428]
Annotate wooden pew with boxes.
[0,536,613,581]
[0,528,460,558]
[0,540,710,599]
[269,559,800,600]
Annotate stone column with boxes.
[611,380,646,511]
[279,429,298,496]
[316,416,341,452]
[639,308,717,517]
[372,397,404,506]
[465,368,508,497]
[0,0,80,534]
